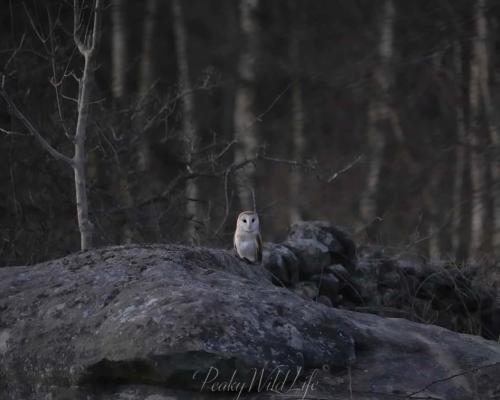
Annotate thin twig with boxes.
[4,32,25,70]
[0,88,74,165]
[327,154,364,182]
[255,81,295,123]
[46,5,70,138]
[406,361,500,398]
[0,127,29,136]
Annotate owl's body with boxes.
[234,211,262,263]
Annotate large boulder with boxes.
[0,244,500,399]
[0,245,354,400]
[271,235,500,341]
[262,242,300,286]
[284,239,331,277]
[287,221,356,271]
[263,221,356,283]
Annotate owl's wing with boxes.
[256,233,262,263]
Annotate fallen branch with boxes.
[406,361,500,398]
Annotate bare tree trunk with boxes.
[489,115,500,258]
[137,0,159,172]
[234,0,259,210]
[110,0,134,243]
[289,7,305,223]
[74,76,92,251]
[116,173,135,243]
[172,0,200,243]
[469,124,487,261]
[469,0,489,260]
[425,53,447,262]
[359,0,394,226]
[474,0,500,257]
[129,0,159,242]
[451,42,467,258]
[428,213,441,262]
[72,0,102,250]
[111,0,126,100]
[289,81,305,223]
[425,153,442,262]
[428,226,441,262]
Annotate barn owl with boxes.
[234,211,262,263]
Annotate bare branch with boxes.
[73,0,86,54]
[255,81,295,123]
[89,0,102,54]
[327,154,364,183]
[47,6,70,138]
[4,33,25,71]
[0,127,29,136]
[141,83,217,133]
[406,361,500,398]
[0,89,74,165]
[22,3,49,44]
[212,139,237,162]
[259,154,304,167]
[73,0,102,56]
[61,93,79,103]
[63,69,81,85]
[260,152,363,184]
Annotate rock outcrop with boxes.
[265,221,500,341]
[1,223,500,399]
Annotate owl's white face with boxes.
[236,211,260,233]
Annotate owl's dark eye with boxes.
[243,219,247,223]
[252,218,255,222]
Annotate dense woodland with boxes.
[1,0,500,266]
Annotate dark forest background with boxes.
[1,0,500,267]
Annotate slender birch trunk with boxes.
[289,81,305,223]
[359,0,394,225]
[73,56,93,250]
[468,111,487,261]
[489,115,500,258]
[137,0,159,172]
[130,0,159,242]
[469,0,489,260]
[425,54,445,262]
[425,143,442,261]
[110,0,134,243]
[111,0,127,100]
[428,200,441,262]
[289,6,305,223]
[172,0,200,243]
[451,42,467,257]
[428,226,441,262]
[72,0,102,250]
[234,0,259,210]
[474,0,500,257]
